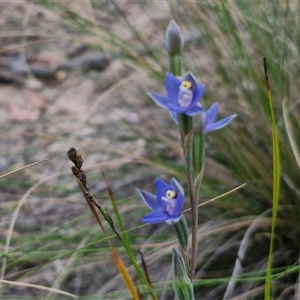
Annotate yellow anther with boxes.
[181,81,192,90]
[166,190,177,199]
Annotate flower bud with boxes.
[172,248,195,300]
[165,20,184,55]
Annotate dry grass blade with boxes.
[0,158,49,179]
[0,279,77,298]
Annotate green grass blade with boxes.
[263,57,281,300]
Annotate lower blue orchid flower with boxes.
[136,178,185,225]
[148,72,205,124]
[203,102,237,134]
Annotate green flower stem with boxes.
[184,130,198,280]
[173,215,190,272]
[168,43,198,281]
[178,114,193,143]
[192,131,206,204]
[192,132,205,177]
[169,54,181,78]
[190,132,206,281]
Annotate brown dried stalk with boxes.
[67,147,121,240]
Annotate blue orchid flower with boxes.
[203,102,237,134]
[136,178,185,225]
[148,72,205,124]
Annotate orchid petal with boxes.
[170,178,185,197]
[165,73,181,104]
[170,112,178,124]
[147,92,169,109]
[184,105,204,116]
[182,72,197,88]
[205,114,237,134]
[142,211,170,224]
[192,83,205,105]
[167,102,187,113]
[155,178,171,209]
[165,215,182,225]
[136,189,161,211]
[171,193,185,216]
[205,102,219,128]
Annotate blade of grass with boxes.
[263,57,281,300]
[0,158,49,179]
[101,170,153,298]
[0,279,77,298]
[282,98,300,169]
[110,246,141,300]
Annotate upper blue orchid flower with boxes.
[203,102,237,134]
[136,177,185,225]
[148,72,205,124]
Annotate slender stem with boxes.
[263,57,281,300]
[169,54,181,77]
[184,131,198,280]
[169,52,198,280]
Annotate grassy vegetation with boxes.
[1,1,300,299]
